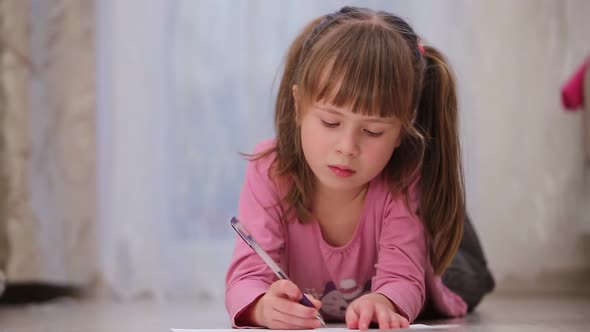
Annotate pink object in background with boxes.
[561,57,590,110]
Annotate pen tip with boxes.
[317,314,326,326]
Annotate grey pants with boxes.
[441,214,495,312]
[418,215,495,320]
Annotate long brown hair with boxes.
[250,6,464,275]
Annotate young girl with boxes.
[225,6,494,330]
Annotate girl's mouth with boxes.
[328,165,356,177]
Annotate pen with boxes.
[230,216,326,326]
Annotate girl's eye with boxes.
[321,120,339,128]
[364,129,383,137]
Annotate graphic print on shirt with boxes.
[319,278,372,320]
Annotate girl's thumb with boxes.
[305,293,322,309]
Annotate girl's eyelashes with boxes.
[320,119,385,137]
[321,120,339,128]
[364,129,384,137]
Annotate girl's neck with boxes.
[313,182,368,216]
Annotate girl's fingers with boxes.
[343,294,411,331]
[263,281,324,329]
[345,304,360,329]
[304,293,322,310]
[357,304,375,331]
[398,315,410,328]
[270,279,303,301]
[270,306,322,329]
[389,312,409,329]
[390,314,401,329]
[273,297,319,320]
[375,305,391,330]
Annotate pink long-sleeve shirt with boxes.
[225,139,467,326]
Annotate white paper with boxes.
[171,325,459,332]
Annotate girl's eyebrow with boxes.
[317,106,395,124]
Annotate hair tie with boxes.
[418,43,425,56]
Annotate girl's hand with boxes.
[244,279,323,329]
[345,293,410,330]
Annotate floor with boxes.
[0,293,589,332]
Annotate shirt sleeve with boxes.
[372,186,427,323]
[225,143,287,327]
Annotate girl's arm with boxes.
[371,195,428,323]
[225,142,286,327]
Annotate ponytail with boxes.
[417,46,465,275]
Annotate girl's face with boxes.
[299,99,402,194]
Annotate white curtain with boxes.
[95,0,474,300]
[1,0,96,287]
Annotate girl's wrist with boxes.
[372,292,398,313]
[236,294,265,327]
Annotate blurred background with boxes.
[0,0,589,308]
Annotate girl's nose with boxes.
[335,131,360,157]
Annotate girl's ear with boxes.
[394,132,403,148]
[292,84,299,101]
